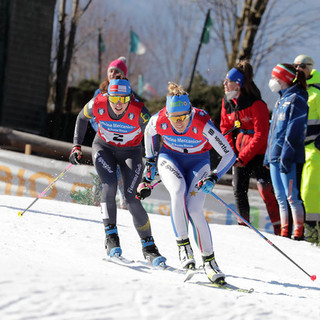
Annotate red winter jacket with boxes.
[220,94,270,166]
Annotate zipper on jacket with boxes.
[268,100,281,162]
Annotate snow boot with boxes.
[105,224,122,257]
[293,224,304,240]
[177,238,195,269]
[141,236,166,267]
[280,225,290,238]
[203,253,225,284]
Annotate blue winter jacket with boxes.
[264,84,309,173]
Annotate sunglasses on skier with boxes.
[108,95,130,104]
[293,63,312,69]
[166,112,191,123]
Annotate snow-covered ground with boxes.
[1,194,319,320]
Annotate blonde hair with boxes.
[167,82,188,96]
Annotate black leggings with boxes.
[92,135,151,239]
[233,154,280,227]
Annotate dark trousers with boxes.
[92,135,151,239]
[233,154,281,234]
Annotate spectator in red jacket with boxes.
[220,60,280,234]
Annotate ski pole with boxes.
[151,179,161,189]
[18,163,73,217]
[223,120,241,136]
[210,191,316,281]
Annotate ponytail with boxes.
[235,60,261,99]
[280,63,307,90]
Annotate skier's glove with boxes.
[69,145,83,165]
[136,182,152,200]
[196,173,218,194]
[143,158,157,182]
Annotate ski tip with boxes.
[311,275,316,281]
[109,247,122,257]
[152,256,167,268]
[18,211,23,217]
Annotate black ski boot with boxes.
[141,236,166,267]
[105,224,122,257]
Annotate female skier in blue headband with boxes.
[136,82,236,284]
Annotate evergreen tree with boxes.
[305,222,320,247]
[71,173,101,206]
[188,73,224,126]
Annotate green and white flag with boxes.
[99,32,106,53]
[130,30,146,55]
[201,13,213,44]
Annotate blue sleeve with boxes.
[93,89,101,98]
[90,118,98,132]
[90,89,101,131]
[280,96,308,172]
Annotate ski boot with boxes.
[280,225,290,238]
[177,238,196,269]
[203,253,225,284]
[293,224,304,240]
[141,236,166,267]
[105,224,122,257]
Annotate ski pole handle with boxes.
[18,163,73,217]
[223,120,241,136]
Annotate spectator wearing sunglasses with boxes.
[264,63,308,240]
[69,77,166,266]
[220,60,281,235]
[136,82,236,284]
[293,55,320,229]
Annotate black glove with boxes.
[136,182,152,200]
[69,145,83,165]
[315,135,320,151]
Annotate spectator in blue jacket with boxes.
[264,63,308,240]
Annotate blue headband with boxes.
[166,95,191,113]
[226,68,244,87]
[108,79,131,95]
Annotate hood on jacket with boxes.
[307,69,320,86]
[280,84,308,103]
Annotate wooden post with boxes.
[25,144,32,155]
